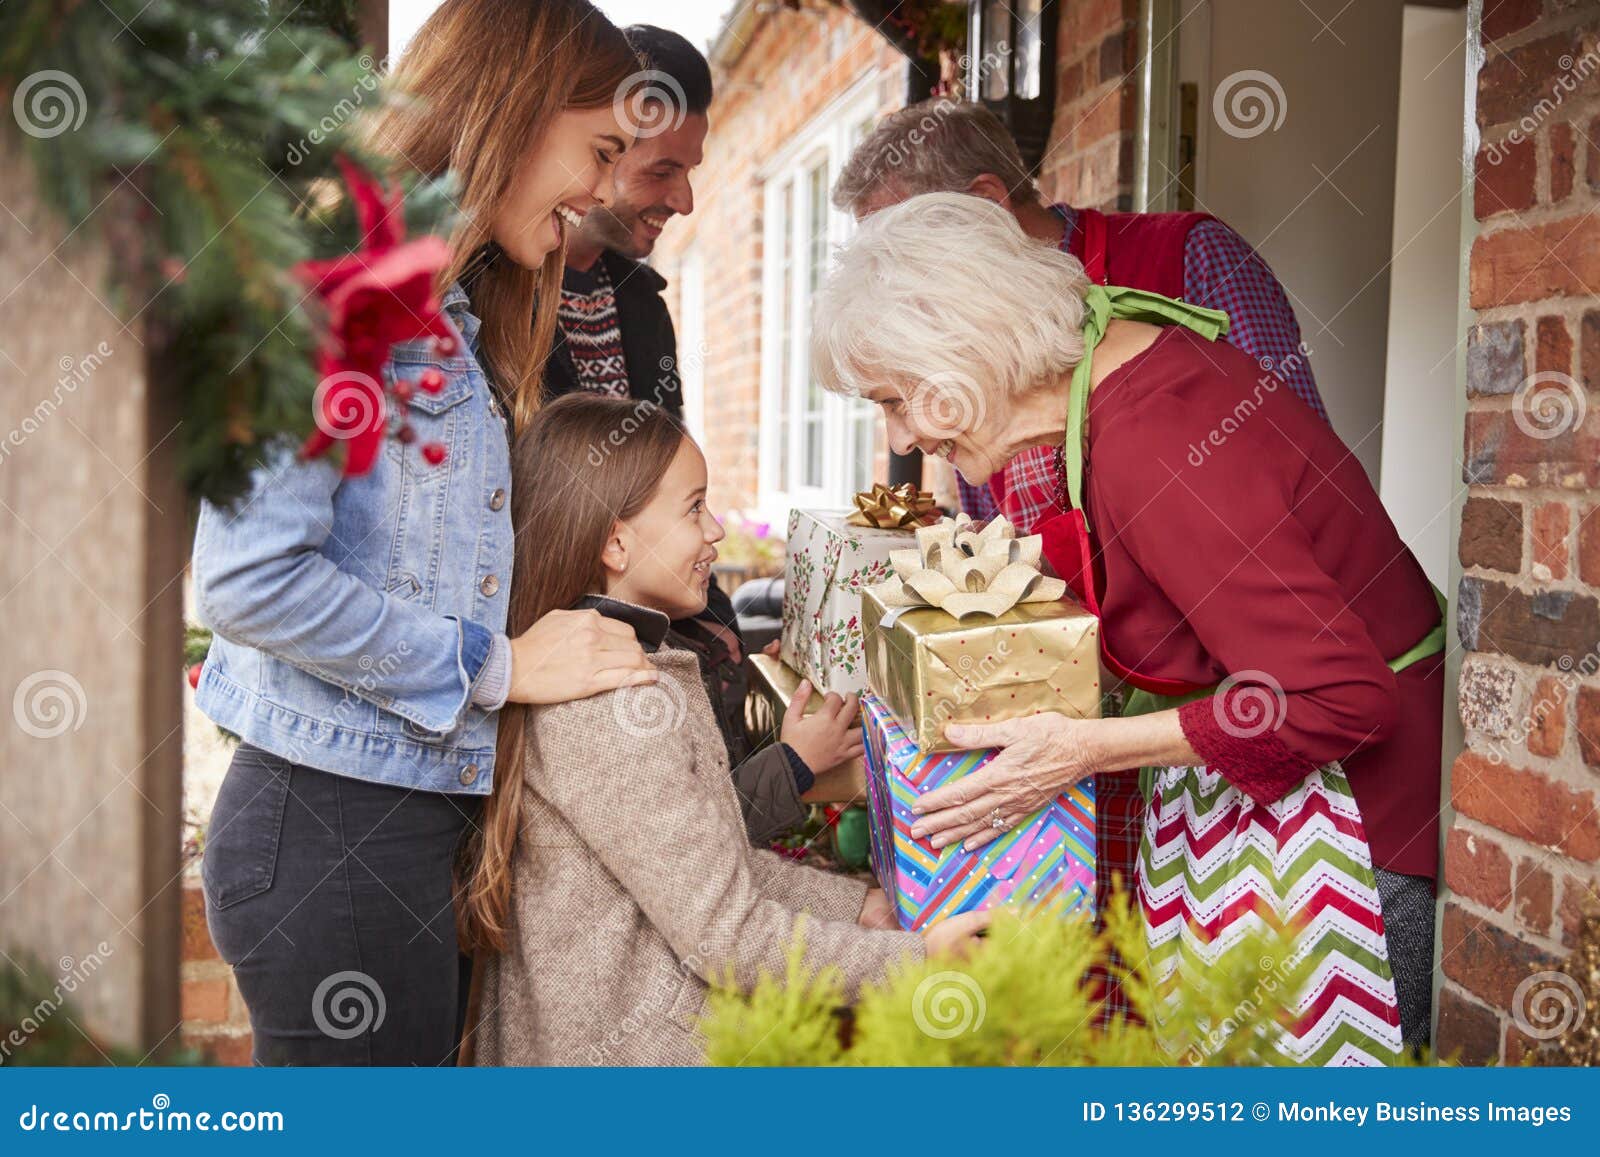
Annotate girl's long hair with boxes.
[367,0,639,431]
[459,394,688,954]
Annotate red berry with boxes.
[397,423,416,444]
[392,378,415,402]
[417,368,446,394]
[421,441,448,466]
[186,663,202,690]
[432,333,459,357]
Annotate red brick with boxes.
[1463,409,1599,489]
[1581,506,1600,583]
[1451,749,1600,860]
[1584,310,1600,393]
[1477,31,1585,129]
[1549,122,1576,202]
[181,976,230,1024]
[1470,213,1600,308]
[1445,824,1513,910]
[181,879,218,963]
[1503,1020,1558,1066]
[1527,676,1569,758]
[1591,116,1600,192]
[1578,685,1600,768]
[1558,876,1600,944]
[183,1030,254,1067]
[1435,985,1503,1065]
[1458,575,1600,667]
[1515,859,1555,935]
[1535,315,1573,377]
[1476,136,1537,217]
[1440,902,1556,1008]
[1482,0,1542,43]
[1531,501,1571,579]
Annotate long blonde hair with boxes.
[368,0,639,429]
[459,395,688,954]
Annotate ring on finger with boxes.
[987,808,1013,832]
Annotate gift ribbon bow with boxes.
[871,514,1068,619]
[845,482,939,529]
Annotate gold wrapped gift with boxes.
[744,653,868,804]
[861,514,1100,752]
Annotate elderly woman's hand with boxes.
[908,713,1100,853]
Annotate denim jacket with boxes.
[193,283,512,795]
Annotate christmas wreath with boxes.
[0,0,456,505]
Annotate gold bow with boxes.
[845,482,939,529]
[869,514,1068,619]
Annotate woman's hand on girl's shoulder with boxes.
[506,608,658,705]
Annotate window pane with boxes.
[777,181,793,491]
[803,161,830,489]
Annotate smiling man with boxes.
[544,25,710,414]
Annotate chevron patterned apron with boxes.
[1048,285,1444,1066]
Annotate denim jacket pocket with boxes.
[202,746,292,910]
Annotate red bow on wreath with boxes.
[295,155,456,475]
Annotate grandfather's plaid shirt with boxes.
[951,206,1328,1021]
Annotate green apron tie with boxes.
[1064,285,1230,530]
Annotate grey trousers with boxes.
[1373,867,1437,1048]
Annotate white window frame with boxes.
[756,75,884,527]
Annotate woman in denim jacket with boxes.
[192,0,651,1065]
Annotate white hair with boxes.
[810,193,1090,412]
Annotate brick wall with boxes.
[1038,0,1140,210]
[652,7,904,517]
[1438,0,1600,1065]
[179,877,252,1065]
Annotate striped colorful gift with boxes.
[860,692,1096,931]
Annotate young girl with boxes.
[192,0,656,1066]
[465,395,988,1066]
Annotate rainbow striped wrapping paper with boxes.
[860,692,1096,932]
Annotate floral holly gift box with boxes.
[779,509,909,696]
[860,692,1096,931]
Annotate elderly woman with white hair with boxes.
[811,193,1445,1065]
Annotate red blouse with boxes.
[1073,326,1443,880]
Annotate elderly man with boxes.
[834,100,1330,529]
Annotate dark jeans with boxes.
[203,744,480,1065]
